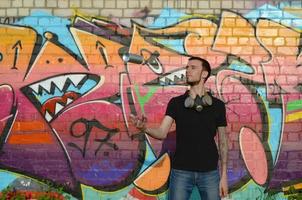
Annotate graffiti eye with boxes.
[146,56,163,74]
[141,50,163,74]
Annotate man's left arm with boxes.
[218,126,228,198]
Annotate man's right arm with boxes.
[144,115,174,139]
[130,114,174,140]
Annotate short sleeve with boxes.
[217,102,227,127]
[165,98,177,120]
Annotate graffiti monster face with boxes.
[0,29,145,192]
[21,73,100,122]
[27,35,145,190]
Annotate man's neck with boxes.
[189,82,205,97]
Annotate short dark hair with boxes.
[188,56,211,82]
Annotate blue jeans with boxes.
[168,168,220,200]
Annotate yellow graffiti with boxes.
[283,182,302,191]
[24,32,87,82]
[70,24,124,69]
[257,19,301,95]
[0,24,37,81]
[286,111,302,122]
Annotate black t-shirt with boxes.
[165,91,227,172]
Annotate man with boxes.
[130,57,228,200]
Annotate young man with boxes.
[130,57,228,200]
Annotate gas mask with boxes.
[184,93,212,112]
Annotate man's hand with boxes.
[130,114,147,132]
[219,174,228,198]
[130,115,173,140]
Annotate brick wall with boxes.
[0,0,301,199]
[0,0,285,22]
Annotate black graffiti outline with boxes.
[11,40,22,70]
[68,118,119,158]
[140,48,163,74]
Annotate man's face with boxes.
[186,59,206,85]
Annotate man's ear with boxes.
[201,70,208,79]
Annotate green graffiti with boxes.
[287,100,302,111]
[134,84,159,114]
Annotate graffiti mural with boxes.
[0,2,302,200]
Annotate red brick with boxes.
[288,133,299,141]
[284,123,302,132]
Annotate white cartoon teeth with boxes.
[24,74,102,122]
[44,97,75,122]
[66,98,73,105]
[68,74,86,87]
[53,77,66,91]
[45,111,52,122]
[55,103,64,114]
[28,84,39,94]
[27,74,87,122]
[159,69,186,85]
[29,74,87,94]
